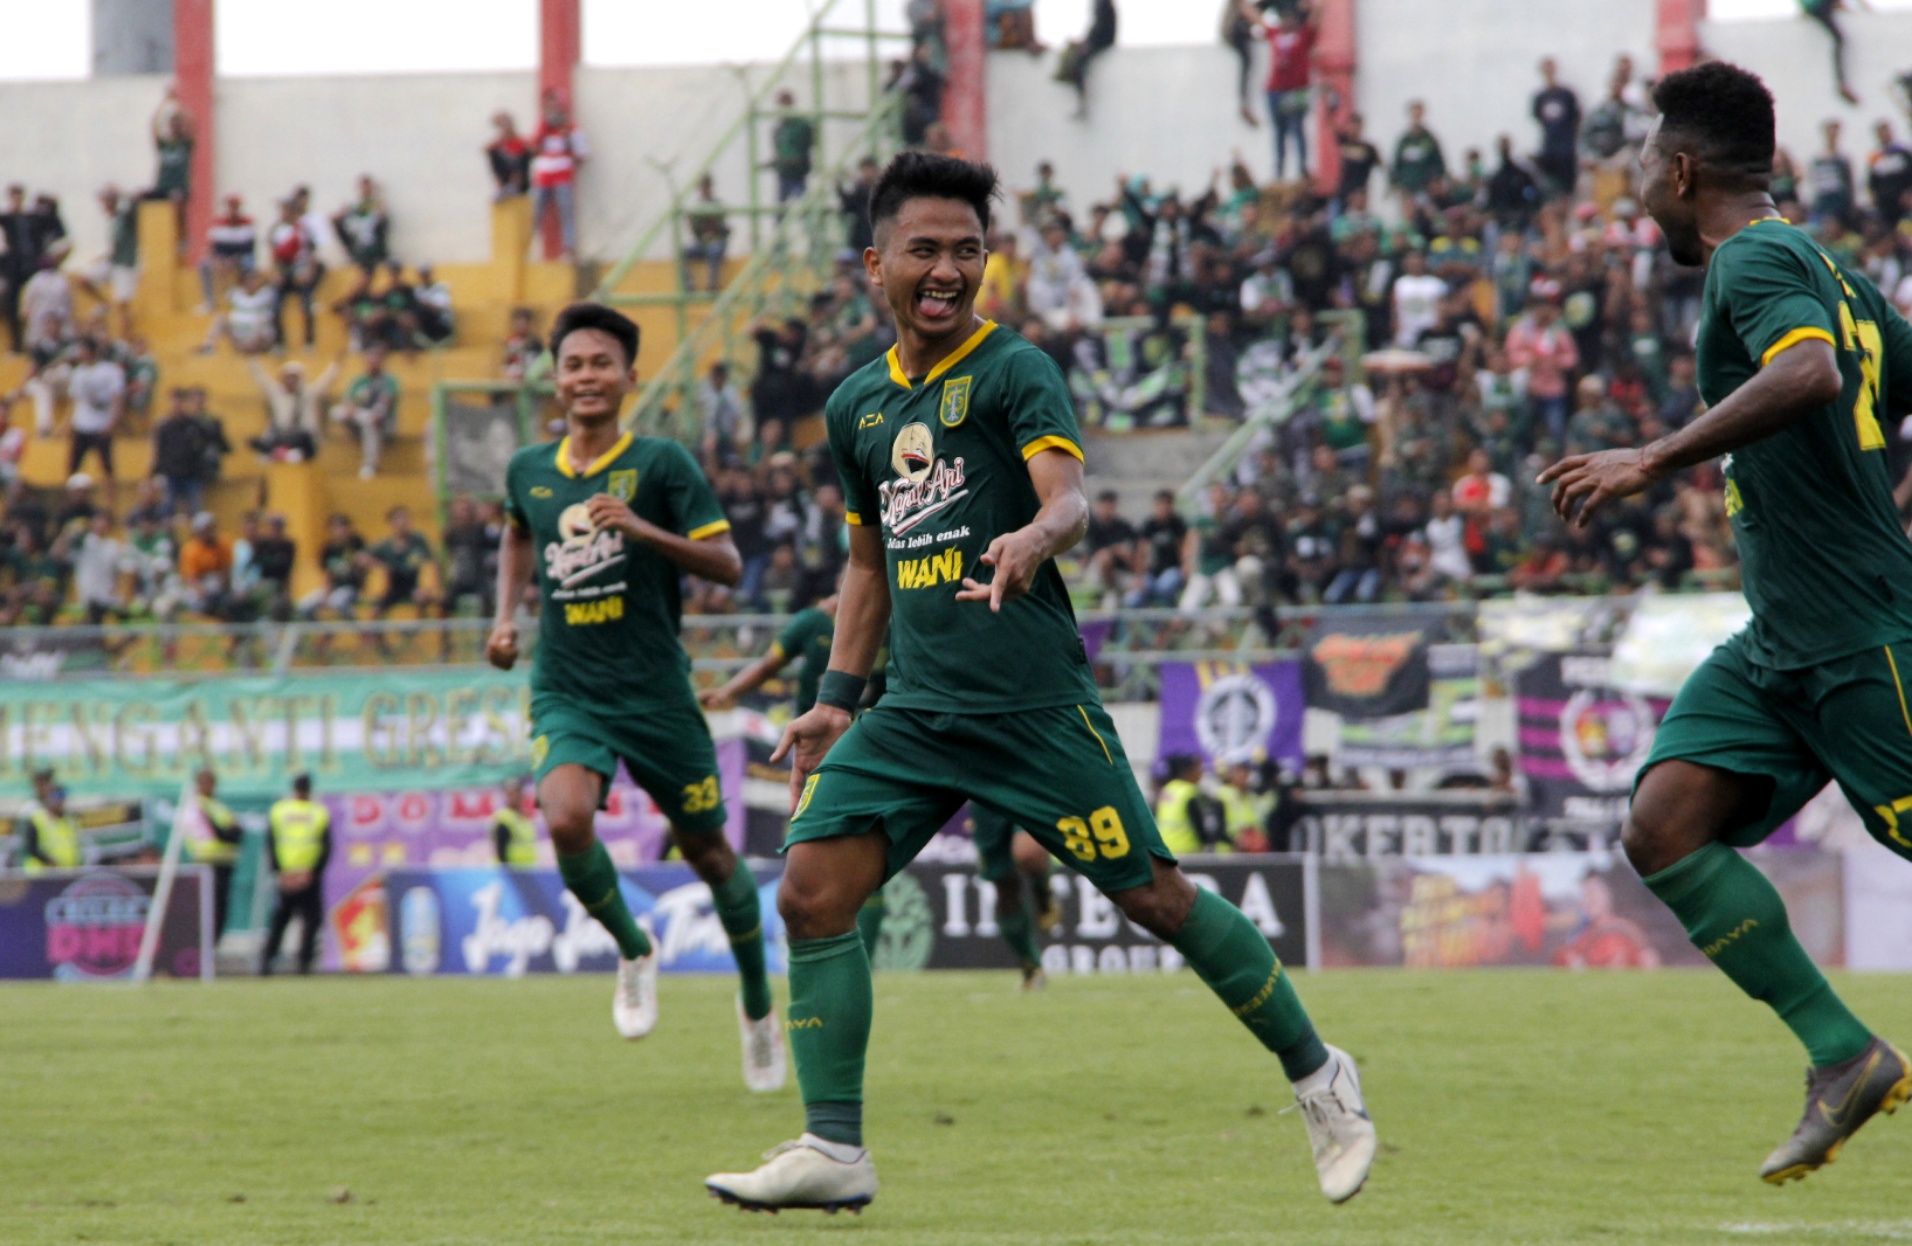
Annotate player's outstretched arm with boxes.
[956,447,1088,612]
[1539,339,1842,527]
[700,646,790,710]
[487,523,534,670]
[771,525,890,810]
[583,494,743,587]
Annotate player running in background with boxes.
[489,302,785,1093]
[699,592,1060,984]
[705,153,1374,1214]
[1540,61,1912,1183]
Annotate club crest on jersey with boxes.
[891,421,936,484]
[547,503,627,587]
[608,469,637,502]
[938,376,972,428]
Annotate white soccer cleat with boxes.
[738,996,787,1093]
[1291,1044,1377,1204]
[706,1135,877,1213]
[612,919,660,1040]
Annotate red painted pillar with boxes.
[942,0,987,161]
[538,0,581,260]
[174,0,215,265]
[1311,0,1356,198]
[1657,0,1706,76]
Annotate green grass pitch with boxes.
[9,968,1912,1245]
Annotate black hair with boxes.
[292,772,312,795]
[550,301,641,369]
[1652,61,1775,183]
[868,150,999,242]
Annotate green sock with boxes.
[711,861,772,1021]
[788,931,872,1147]
[556,841,651,961]
[856,891,885,962]
[1643,842,1872,1067]
[996,889,1040,969]
[1171,887,1328,1082]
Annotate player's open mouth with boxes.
[915,288,961,320]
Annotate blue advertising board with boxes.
[383,864,786,977]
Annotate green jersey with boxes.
[825,320,1099,714]
[505,431,731,702]
[1697,218,1912,668]
[774,606,835,713]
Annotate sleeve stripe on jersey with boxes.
[687,519,732,540]
[844,510,865,525]
[1760,326,1836,368]
[1021,435,1084,462]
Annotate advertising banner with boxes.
[1291,793,1526,860]
[1301,613,1437,719]
[1314,850,1843,969]
[0,866,211,980]
[382,863,786,977]
[1609,592,1750,698]
[1156,661,1306,769]
[317,740,748,971]
[1335,644,1480,769]
[886,853,1309,975]
[0,669,535,800]
[1514,650,1667,824]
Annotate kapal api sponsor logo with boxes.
[546,504,626,588]
[880,422,968,535]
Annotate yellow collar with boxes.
[555,431,633,479]
[885,320,997,390]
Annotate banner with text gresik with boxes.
[1155,661,1306,770]
[1513,649,1669,823]
[1301,612,1439,720]
[0,670,540,800]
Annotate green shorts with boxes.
[1639,633,1912,860]
[967,805,1030,881]
[530,684,727,835]
[786,702,1174,893]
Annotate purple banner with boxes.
[1156,661,1306,770]
[0,866,211,980]
[317,737,747,971]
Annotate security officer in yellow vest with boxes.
[21,784,82,873]
[491,775,540,867]
[1155,755,1229,856]
[184,768,244,935]
[260,773,331,976]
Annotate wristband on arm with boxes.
[816,670,867,714]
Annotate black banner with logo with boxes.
[885,853,1308,974]
[1301,613,1438,719]
[1513,649,1667,823]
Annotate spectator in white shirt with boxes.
[1422,489,1472,584]
[73,510,129,624]
[65,337,126,507]
[1390,248,1446,348]
[200,266,279,355]
[1025,217,1102,331]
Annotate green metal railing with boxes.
[1177,309,1366,515]
[618,86,904,445]
[584,0,910,444]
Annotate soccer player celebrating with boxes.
[704,153,1375,1213]
[1540,62,1912,1183]
[489,302,785,1093]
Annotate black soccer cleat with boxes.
[1760,1036,1912,1184]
